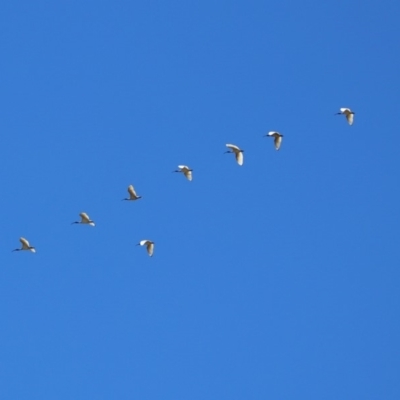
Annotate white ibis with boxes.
[13,237,36,253]
[72,212,95,226]
[173,165,193,181]
[137,240,154,257]
[335,108,355,125]
[265,131,283,150]
[225,144,244,166]
[122,184,142,201]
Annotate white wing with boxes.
[128,185,138,200]
[340,108,351,113]
[80,212,90,223]
[184,170,192,181]
[226,144,240,152]
[236,151,243,166]
[140,240,150,246]
[128,185,138,198]
[274,135,282,150]
[147,242,154,256]
[346,113,354,125]
[20,237,30,249]
[178,165,189,170]
[268,131,280,137]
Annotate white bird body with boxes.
[124,184,142,200]
[73,212,95,226]
[225,144,244,165]
[174,165,193,181]
[138,240,154,257]
[13,237,36,253]
[336,107,354,125]
[266,131,283,150]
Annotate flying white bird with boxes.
[12,237,36,253]
[122,184,142,201]
[72,212,95,226]
[225,144,244,166]
[137,240,154,257]
[335,108,355,125]
[173,165,193,181]
[265,131,283,150]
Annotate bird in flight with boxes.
[122,184,142,201]
[265,131,283,150]
[335,108,355,125]
[137,240,154,257]
[173,165,193,181]
[72,212,95,226]
[225,144,244,166]
[13,237,36,253]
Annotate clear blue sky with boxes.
[1,1,399,398]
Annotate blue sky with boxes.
[0,1,399,398]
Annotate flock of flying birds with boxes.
[12,107,355,257]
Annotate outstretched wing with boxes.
[80,212,90,222]
[236,151,243,166]
[184,170,192,181]
[20,237,30,248]
[346,113,354,125]
[128,184,139,199]
[226,144,240,152]
[274,135,282,150]
[147,242,154,257]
